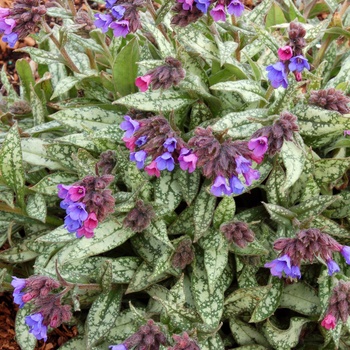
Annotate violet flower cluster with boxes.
[171,0,244,27]
[266,22,310,88]
[0,0,46,47]
[120,115,198,177]
[94,0,144,38]
[11,275,72,341]
[264,228,350,279]
[58,174,115,238]
[187,127,268,197]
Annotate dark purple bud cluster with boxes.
[97,150,117,175]
[309,88,350,114]
[120,115,197,177]
[265,228,350,279]
[0,0,47,47]
[94,0,144,38]
[188,127,268,196]
[11,276,72,341]
[171,238,195,269]
[123,199,155,232]
[135,57,186,92]
[220,221,255,248]
[249,111,299,157]
[168,332,200,350]
[171,0,244,27]
[266,22,309,88]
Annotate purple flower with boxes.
[290,266,301,279]
[94,13,113,33]
[110,20,130,38]
[229,176,244,194]
[11,276,26,292]
[64,216,82,233]
[277,46,293,61]
[227,0,244,16]
[178,148,197,173]
[135,136,147,147]
[57,184,72,199]
[112,5,126,20]
[243,168,260,186]
[0,18,16,34]
[109,344,127,350]
[68,186,85,202]
[235,155,252,174]
[25,313,48,341]
[341,246,350,264]
[105,0,117,8]
[288,55,310,73]
[13,291,25,308]
[2,32,18,47]
[120,115,140,138]
[266,61,288,89]
[210,4,226,22]
[264,254,292,278]
[195,0,210,13]
[327,259,340,276]
[0,8,10,19]
[130,150,147,169]
[163,137,177,152]
[60,199,72,210]
[248,137,268,164]
[155,152,175,171]
[210,176,232,197]
[178,0,194,10]
[67,202,88,221]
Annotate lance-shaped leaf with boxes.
[230,316,270,347]
[168,205,195,236]
[229,239,268,257]
[51,76,80,100]
[262,317,310,350]
[263,202,296,226]
[217,41,238,66]
[175,168,200,206]
[325,53,350,91]
[31,172,78,196]
[280,138,305,191]
[250,278,283,322]
[57,336,85,350]
[213,196,236,229]
[0,124,26,208]
[26,193,47,223]
[279,282,321,316]
[265,2,287,28]
[313,158,350,188]
[197,334,225,350]
[85,287,122,348]
[145,220,173,249]
[266,164,288,205]
[245,0,273,24]
[15,306,37,350]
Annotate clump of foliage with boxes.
[1,0,350,349]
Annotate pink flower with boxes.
[122,136,136,151]
[145,161,160,177]
[0,8,10,19]
[67,186,86,202]
[210,4,226,22]
[76,226,94,239]
[321,314,336,330]
[344,130,350,136]
[135,74,152,92]
[248,136,268,163]
[84,212,98,230]
[178,148,198,173]
[294,71,302,81]
[277,46,293,61]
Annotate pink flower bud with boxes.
[294,71,302,81]
[135,75,152,92]
[277,45,293,60]
[321,314,336,330]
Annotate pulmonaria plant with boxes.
[0,0,47,47]
[187,127,267,196]
[94,0,145,37]
[309,88,350,114]
[264,228,350,279]
[11,276,72,341]
[135,57,186,92]
[266,22,310,88]
[120,114,197,177]
[171,0,244,27]
[58,174,115,238]
[220,221,255,248]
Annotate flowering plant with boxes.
[1,0,350,349]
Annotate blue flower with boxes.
[105,0,117,8]
[94,13,113,33]
[13,291,25,308]
[327,259,340,276]
[341,246,350,264]
[227,0,244,16]
[11,276,26,292]
[264,254,295,278]
[111,5,126,20]
[235,155,252,174]
[243,168,260,186]
[210,176,232,197]
[130,150,147,169]
[120,115,140,138]
[194,0,211,13]
[135,136,147,147]
[64,216,82,233]
[163,137,177,152]
[155,152,175,171]
[66,202,88,221]
[266,61,288,89]
[109,344,127,350]
[25,313,48,341]
[290,266,301,279]
[229,176,244,195]
[288,55,310,73]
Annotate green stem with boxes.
[146,0,170,42]
[265,85,274,101]
[231,16,240,61]
[313,36,332,68]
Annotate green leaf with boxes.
[175,168,200,206]
[245,0,273,24]
[113,38,140,96]
[263,202,296,226]
[51,76,80,100]
[86,287,122,348]
[279,282,321,316]
[154,171,182,216]
[168,205,194,236]
[15,306,37,350]
[26,193,47,223]
[266,164,287,205]
[263,317,310,350]
[325,54,350,92]
[265,3,287,28]
[0,124,26,208]
[250,279,283,322]
[114,90,194,112]
[145,220,173,249]
[58,336,85,350]
[193,184,216,242]
[16,47,64,65]
[16,59,35,102]
[213,196,236,229]
[313,158,350,188]
[280,138,305,191]
[217,41,237,66]
[310,215,350,238]
[30,86,46,125]
[31,172,78,196]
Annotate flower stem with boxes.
[231,15,240,61]
[146,0,170,42]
